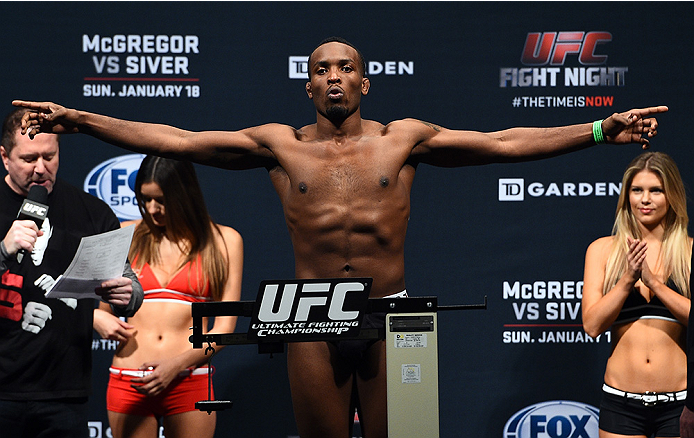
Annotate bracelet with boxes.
[593,119,605,144]
[0,241,10,271]
[0,241,9,259]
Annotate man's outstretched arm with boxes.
[12,100,280,170]
[409,106,668,167]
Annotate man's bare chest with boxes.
[288,152,403,199]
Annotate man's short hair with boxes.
[1,107,31,154]
[308,36,367,78]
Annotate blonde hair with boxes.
[603,152,690,297]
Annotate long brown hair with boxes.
[129,156,228,300]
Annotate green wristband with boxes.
[593,119,605,144]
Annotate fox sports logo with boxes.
[84,154,145,221]
[504,400,599,438]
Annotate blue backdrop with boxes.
[1,2,692,437]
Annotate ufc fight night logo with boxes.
[500,31,627,89]
[521,32,612,66]
[248,278,371,340]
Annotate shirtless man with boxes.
[14,37,666,438]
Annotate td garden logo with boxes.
[498,178,621,201]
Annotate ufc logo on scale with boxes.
[248,278,371,340]
[521,31,612,66]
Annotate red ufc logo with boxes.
[521,32,612,66]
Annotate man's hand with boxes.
[602,106,668,149]
[96,277,133,307]
[3,220,42,256]
[21,301,52,334]
[93,308,136,342]
[11,100,80,139]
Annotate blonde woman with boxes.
[583,152,691,438]
[94,156,243,438]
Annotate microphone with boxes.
[16,185,49,263]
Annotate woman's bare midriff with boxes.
[604,318,686,392]
[111,301,202,369]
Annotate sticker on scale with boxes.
[402,364,421,383]
[394,333,427,348]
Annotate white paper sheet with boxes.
[45,225,135,300]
